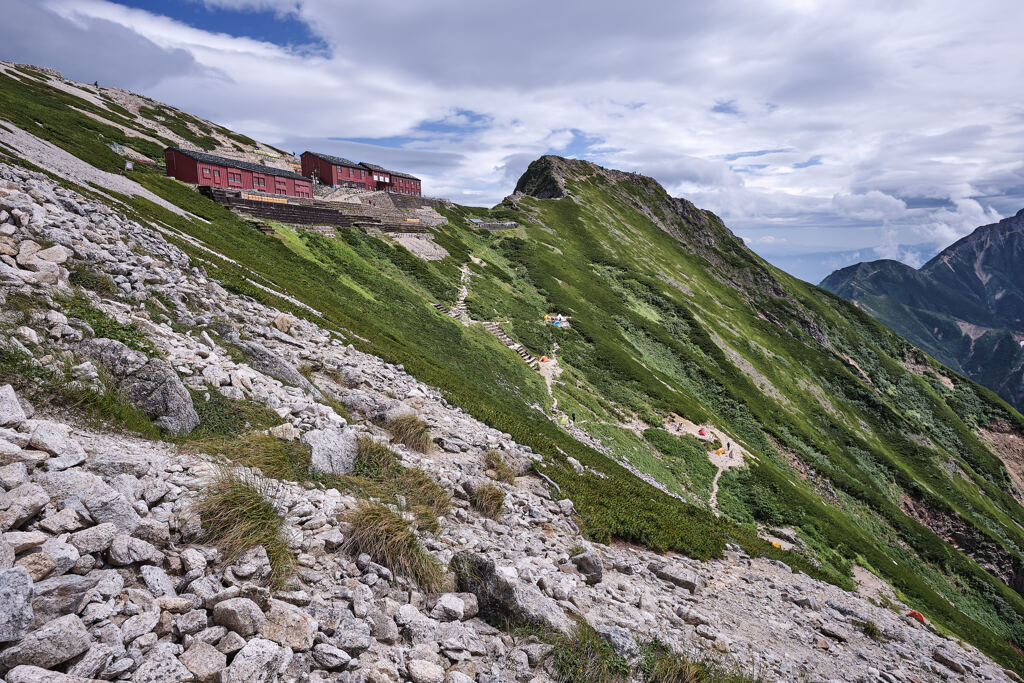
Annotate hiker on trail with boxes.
[726,441,731,451]
[571,412,576,423]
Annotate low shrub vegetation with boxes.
[195,470,294,588]
[343,500,445,590]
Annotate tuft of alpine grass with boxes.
[387,413,433,452]
[195,469,294,588]
[342,500,444,590]
[472,483,506,520]
[485,449,516,483]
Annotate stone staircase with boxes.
[449,300,468,319]
[482,321,539,369]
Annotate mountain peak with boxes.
[513,155,642,199]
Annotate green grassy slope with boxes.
[821,217,1024,413]
[4,71,1024,671]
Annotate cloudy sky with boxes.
[3,0,1023,282]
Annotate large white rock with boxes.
[130,641,191,681]
[0,385,26,427]
[0,567,33,642]
[261,599,317,651]
[0,614,91,668]
[408,659,445,683]
[226,638,290,683]
[301,427,357,476]
[213,597,266,637]
[180,640,226,683]
[34,245,69,264]
[26,420,74,456]
[431,594,466,622]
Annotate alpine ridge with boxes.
[2,60,1024,681]
[821,208,1024,412]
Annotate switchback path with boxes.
[664,414,747,515]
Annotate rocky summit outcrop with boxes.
[0,161,1017,682]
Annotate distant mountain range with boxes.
[821,209,1024,412]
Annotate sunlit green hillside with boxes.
[3,65,1024,671]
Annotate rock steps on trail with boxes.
[0,161,1014,682]
[435,264,541,370]
[481,322,540,369]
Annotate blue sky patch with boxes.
[723,148,790,161]
[793,155,823,168]
[711,99,740,115]
[112,1,327,53]
[558,129,604,158]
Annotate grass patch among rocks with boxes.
[189,431,311,482]
[387,413,433,452]
[68,262,118,297]
[551,621,630,683]
[471,483,506,520]
[485,449,516,483]
[639,639,763,683]
[195,469,294,588]
[333,437,451,532]
[56,291,157,355]
[0,335,160,438]
[342,500,445,591]
[184,388,284,440]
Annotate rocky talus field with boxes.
[0,165,1017,683]
[4,61,1024,682]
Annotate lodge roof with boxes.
[304,151,361,169]
[304,151,420,182]
[168,148,308,181]
[360,162,420,181]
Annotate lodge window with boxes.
[213,170,220,178]
[202,168,210,176]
